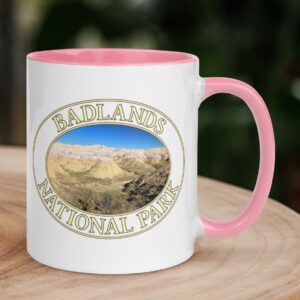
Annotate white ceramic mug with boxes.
[27,48,275,274]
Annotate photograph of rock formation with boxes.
[47,124,170,215]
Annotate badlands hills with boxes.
[47,143,170,214]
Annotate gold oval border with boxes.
[33,99,185,239]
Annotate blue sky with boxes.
[56,124,163,149]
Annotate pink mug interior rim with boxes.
[27,48,198,66]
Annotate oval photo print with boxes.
[34,99,184,239]
[47,124,170,215]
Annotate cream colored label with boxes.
[33,100,184,239]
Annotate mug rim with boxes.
[27,48,198,66]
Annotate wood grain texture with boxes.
[0,146,300,300]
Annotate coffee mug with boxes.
[27,48,275,274]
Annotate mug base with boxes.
[26,247,195,275]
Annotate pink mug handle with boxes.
[200,77,275,237]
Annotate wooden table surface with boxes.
[0,146,300,300]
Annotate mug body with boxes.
[27,49,203,274]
